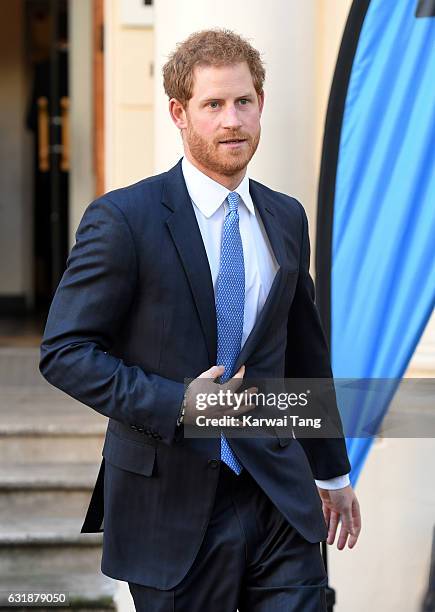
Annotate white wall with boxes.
[315,0,353,176]
[104,0,154,191]
[330,437,435,612]
[407,310,435,376]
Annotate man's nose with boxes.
[221,104,243,129]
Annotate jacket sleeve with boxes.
[39,196,185,445]
[285,202,351,480]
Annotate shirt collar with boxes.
[181,156,255,218]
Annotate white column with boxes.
[153,0,319,225]
[69,0,94,245]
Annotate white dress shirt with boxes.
[181,156,350,490]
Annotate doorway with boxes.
[25,0,70,312]
[0,0,98,346]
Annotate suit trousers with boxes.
[128,462,327,611]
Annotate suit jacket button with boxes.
[208,459,219,469]
[152,432,160,439]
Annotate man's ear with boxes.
[169,98,188,130]
[258,91,265,116]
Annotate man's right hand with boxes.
[183,364,257,426]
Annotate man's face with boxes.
[179,62,264,179]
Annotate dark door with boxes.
[26,0,69,309]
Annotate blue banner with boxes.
[317,0,435,484]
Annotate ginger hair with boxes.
[162,28,266,107]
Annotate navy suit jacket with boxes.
[39,159,351,589]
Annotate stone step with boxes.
[0,571,116,610]
[0,433,105,464]
[0,388,107,435]
[0,386,107,463]
[0,462,99,520]
[0,347,47,389]
[0,516,103,576]
[0,349,115,611]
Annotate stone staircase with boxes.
[0,347,117,611]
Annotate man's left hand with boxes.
[317,485,361,549]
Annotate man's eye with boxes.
[209,101,219,109]
[239,99,249,105]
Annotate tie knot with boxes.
[227,192,240,213]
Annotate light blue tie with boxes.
[215,192,244,475]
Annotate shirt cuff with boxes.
[314,474,350,490]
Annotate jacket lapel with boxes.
[162,160,217,366]
[233,180,293,372]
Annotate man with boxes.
[40,29,361,612]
